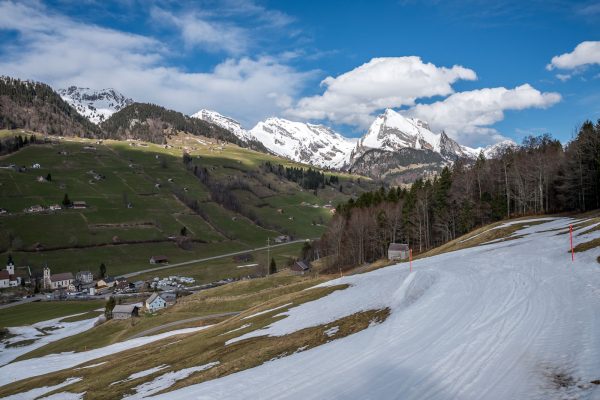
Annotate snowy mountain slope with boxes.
[353,108,472,162]
[58,86,133,124]
[190,109,254,143]
[249,118,355,169]
[154,217,600,400]
[463,139,518,159]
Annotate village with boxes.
[0,253,205,318]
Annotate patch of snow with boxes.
[76,361,106,370]
[220,324,251,336]
[2,377,81,400]
[236,263,258,268]
[0,326,210,386]
[323,326,339,337]
[241,303,293,320]
[148,217,600,400]
[124,362,220,399]
[111,365,169,386]
[0,314,99,367]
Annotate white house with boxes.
[145,292,167,312]
[0,271,9,288]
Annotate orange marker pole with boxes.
[569,224,574,262]
[409,248,413,273]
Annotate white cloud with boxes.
[406,84,561,146]
[150,8,248,55]
[555,73,572,82]
[547,41,600,70]
[286,57,477,128]
[0,1,312,128]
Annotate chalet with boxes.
[161,292,177,305]
[290,260,310,275]
[32,163,41,169]
[72,201,87,209]
[149,256,169,264]
[388,243,410,260]
[76,270,94,284]
[133,280,146,290]
[145,293,167,312]
[0,271,9,288]
[48,204,61,211]
[274,235,290,244]
[97,276,116,288]
[26,205,44,213]
[112,304,139,320]
[43,268,74,290]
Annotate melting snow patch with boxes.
[324,326,339,337]
[236,263,258,268]
[242,303,293,320]
[0,326,209,386]
[221,324,251,336]
[2,377,81,400]
[39,392,85,400]
[124,362,220,399]
[76,361,107,370]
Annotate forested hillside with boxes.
[0,77,101,137]
[316,121,600,270]
[101,103,267,151]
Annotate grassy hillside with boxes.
[0,133,373,280]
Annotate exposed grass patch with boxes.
[17,275,324,360]
[5,338,38,348]
[0,282,387,400]
[421,219,547,258]
[0,301,104,327]
[572,238,600,253]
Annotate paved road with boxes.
[0,295,43,310]
[121,239,310,279]
[129,311,240,339]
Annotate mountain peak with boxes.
[58,86,133,124]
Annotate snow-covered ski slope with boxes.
[157,217,600,400]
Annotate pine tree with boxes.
[105,296,115,320]
[99,263,107,279]
[62,193,72,207]
[269,258,277,275]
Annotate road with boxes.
[121,239,310,279]
[128,311,240,339]
[0,295,43,310]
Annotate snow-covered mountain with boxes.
[58,86,133,124]
[249,118,355,169]
[190,109,254,143]
[353,108,472,162]
[189,107,514,182]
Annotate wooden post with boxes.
[409,248,413,273]
[569,225,574,262]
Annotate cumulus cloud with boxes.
[0,1,311,128]
[547,41,600,70]
[406,84,561,145]
[286,57,477,128]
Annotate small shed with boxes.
[72,201,87,209]
[388,243,409,260]
[290,260,310,275]
[112,304,139,320]
[149,256,169,264]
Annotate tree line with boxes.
[262,161,339,190]
[315,121,600,272]
[0,134,37,156]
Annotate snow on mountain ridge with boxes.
[249,117,355,169]
[58,86,133,124]
[190,109,253,142]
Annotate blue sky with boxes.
[0,0,598,146]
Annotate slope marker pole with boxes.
[569,225,574,262]
[409,248,413,273]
